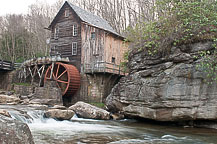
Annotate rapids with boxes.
[1,105,217,144]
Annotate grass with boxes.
[13,82,31,86]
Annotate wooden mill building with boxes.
[47,1,128,103]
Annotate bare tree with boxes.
[0,0,159,62]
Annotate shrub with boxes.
[127,0,217,56]
[126,0,217,82]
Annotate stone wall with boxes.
[13,81,62,106]
[14,85,34,96]
[106,41,217,121]
[68,74,121,105]
[0,71,16,90]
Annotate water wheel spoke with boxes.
[56,64,60,77]
[45,68,51,79]
[56,79,69,84]
[56,82,61,89]
[57,70,67,79]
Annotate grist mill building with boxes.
[47,1,128,103]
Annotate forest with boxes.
[0,0,216,67]
[0,0,156,63]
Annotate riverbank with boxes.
[1,104,217,144]
[1,88,217,144]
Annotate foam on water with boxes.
[2,105,217,144]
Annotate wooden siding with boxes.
[81,23,127,74]
[81,23,105,72]
[49,4,128,74]
[50,4,82,70]
[104,33,127,66]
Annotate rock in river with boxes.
[0,94,20,104]
[69,101,110,120]
[44,109,74,120]
[0,109,11,117]
[0,115,34,144]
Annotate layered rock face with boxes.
[106,42,217,121]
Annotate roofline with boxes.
[81,22,125,40]
[48,1,69,29]
[48,1,125,40]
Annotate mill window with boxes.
[54,45,57,50]
[73,24,78,36]
[112,57,116,63]
[54,27,59,39]
[72,42,77,55]
[91,32,96,39]
[65,9,69,17]
[51,45,58,56]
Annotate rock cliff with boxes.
[106,41,217,121]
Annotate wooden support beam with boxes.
[50,62,55,79]
[28,67,33,78]
[39,65,45,86]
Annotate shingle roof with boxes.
[48,1,123,38]
[68,2,121,37]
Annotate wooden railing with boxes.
[0,60,21,70]
[84,61,127,75]
[14,63,22,69]
[0,60,14,70]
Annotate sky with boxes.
[0,0,57,16]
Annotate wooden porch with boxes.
[83,61,127,76]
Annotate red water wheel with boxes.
[44,62,80,96]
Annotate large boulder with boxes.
[0,94,20,104]
[69,101,110,120]
[106,41,217,121]
[44,109,74,120]
[0,115,34,144]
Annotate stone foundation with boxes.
[31,81,62,105]
[0,71,17,90]
[13,81,62,106]
[14,85,34,96]
[66,73,121,105]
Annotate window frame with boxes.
[91,32,96,40]
[112,57,116,63]
[72,42,77,55]
[54,27,59,39]
[73,24,78,36]
[65,9,69,17]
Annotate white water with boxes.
[2,105,217,144]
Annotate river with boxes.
[1,105,217,144]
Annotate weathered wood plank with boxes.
[0,60,15,71]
